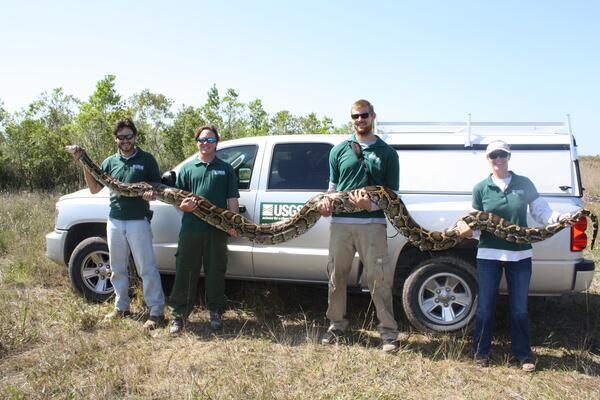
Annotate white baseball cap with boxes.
[485,140,511,156]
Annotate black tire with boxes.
[402,256,477,333]
[69,236,114,302]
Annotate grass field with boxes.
[1,160,599,399]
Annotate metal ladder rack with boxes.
[377,114,573,148]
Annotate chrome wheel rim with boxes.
[80,250,113,295]
[418,272,473,325]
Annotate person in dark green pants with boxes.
[168,125,239,334]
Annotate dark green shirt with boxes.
[176,156,240,233]
[329,136,399,219]
[101,148,160,220]
[472,172,539,251]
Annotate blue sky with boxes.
[1,1,599,154]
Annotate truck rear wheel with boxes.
[69,237,114,302]
[402,256,477,333]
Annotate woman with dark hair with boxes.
[456,140,573,372]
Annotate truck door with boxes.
[216,144,260,278]
[252,141,334,282]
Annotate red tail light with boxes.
[570,216,588,252]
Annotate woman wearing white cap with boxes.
[456,140,573,372]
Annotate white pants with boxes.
[107,218,165,316]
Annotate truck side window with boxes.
[217,145,258,190]
[268,143,332,190]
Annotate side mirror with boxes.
[161,170,176,187]
[239,167,251,182]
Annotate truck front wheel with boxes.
[402,256,477,333]
[68,236,114,302]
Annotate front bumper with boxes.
[46,229,67,265]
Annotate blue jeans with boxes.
[472,257,533,361]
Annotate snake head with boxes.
[65,145,82,153]
[560,209,585,225]
[65,145,84,161]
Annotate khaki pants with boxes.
[326,223,398,340]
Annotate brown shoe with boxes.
[474,355,490,368]
[381,339,400,354]
[104,309,131,321]
[143,315,165,330]
[520,358,536,372]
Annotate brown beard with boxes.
[355,124,373,136]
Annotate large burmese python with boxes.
[66,145,598,251]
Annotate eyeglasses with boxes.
[488,151,509,160]
[115,133,135,141]
[196,137,218,144]
[351,112,370,120]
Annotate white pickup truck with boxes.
[46,119,596,332]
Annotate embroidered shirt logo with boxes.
[213,170,226,176]
[132,164,144,171]
[512,189,524,196]
[368,153,381,165]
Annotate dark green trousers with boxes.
[168,230,228,320]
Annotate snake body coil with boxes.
[66,145,597,251]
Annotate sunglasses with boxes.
[115,133,135,141]
[196,137,218,144]
[488,151,509,160]
[351,112,370,120]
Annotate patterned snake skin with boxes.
[66,145,598,251]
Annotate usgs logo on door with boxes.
[260,202,305,223]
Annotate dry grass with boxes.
[1,173,600,399]
[581,156,600,201]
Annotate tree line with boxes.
[0,75,350,190]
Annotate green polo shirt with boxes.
[472,172,539,251]
[101,148,160,220]
[176,156,240,233]
[329,135,399,219]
